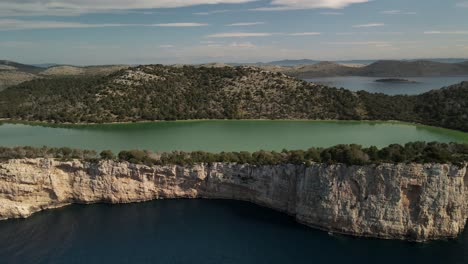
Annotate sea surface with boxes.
[0,120,467,152]
[1,120,468,264]
[0,200,467,264]
[305,76,468,95]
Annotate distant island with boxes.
[375,78,418,83]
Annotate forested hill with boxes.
[0,65,467,132]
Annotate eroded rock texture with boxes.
[0,159,467,241]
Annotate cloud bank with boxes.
[207,32,273,37]
[0,0,255,16]
[0,19,208,30]
[1,0,372,16]
[424,30,468,35]
[352,23,385,28]
[227,22,265,26]
[251,0,371,11]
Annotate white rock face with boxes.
[0,159,467,241]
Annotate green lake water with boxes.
[0,120,467,152]
[1,120,468,264]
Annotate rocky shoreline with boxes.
[1,158,467,242]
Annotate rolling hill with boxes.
[0,60,43,74]
[0,64,466,132]
[0,60,128,90]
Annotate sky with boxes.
[0,0,467,65]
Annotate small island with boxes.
[375,78,418,83]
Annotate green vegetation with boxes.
[0,146,97,161]
[1,142,467,166]
[0,65,466,132]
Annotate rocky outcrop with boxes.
[0,159,467,242]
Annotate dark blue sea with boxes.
[0,200,467,264]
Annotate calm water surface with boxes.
[2,120,468,264]
[0,200,466,264]
[0,120,467,152]
[305,76,468,95]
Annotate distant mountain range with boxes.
[1,59,468,90]
[0,60,128,90]
[279,60,468,78]
[0,60,43,73]
[257,58,468,66]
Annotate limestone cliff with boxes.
[0,159,467,242]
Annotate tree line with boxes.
[1,142,467,166]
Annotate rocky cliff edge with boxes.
[1,159,467,242]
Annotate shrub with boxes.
[100,150,115,160]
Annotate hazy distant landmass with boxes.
[0,60,43,74]
[230,59,468,78]
[374,78,418,83]
[0,60,128,90]
[1,59,468,90]
[255,58,468,66]
[280,60,468,78]
[0,64,467,132]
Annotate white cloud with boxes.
[159,44,174,48]
[352,23,385,28]
[320,12,343,15]
[207,32,273,37]
[325,41,400,49]
[287,32,321,36]
[193,9,229,15]
[0,41,33,47]
[327,41,390,46]
[326,40,418,49]
[0,19,208,30]
[226,22,265,26]
[336,31,402,35]
[152,23,208,27]
[456,2,468,7]
[0,0,373,16]
[206,31,322,37]
[0,19,126,30]
[381,10,416,15]
[205,44,223,47]
[229,41,256,48]
[424,30,468,35]
[165,43,312,63]
[200,40,217,44]
[0,0,255,16]
[251,0,370,11]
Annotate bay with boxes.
[0,200,466,264]
[305,76,468,95]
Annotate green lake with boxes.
[1,120,467,152]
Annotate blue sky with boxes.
[0,0,467,65]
